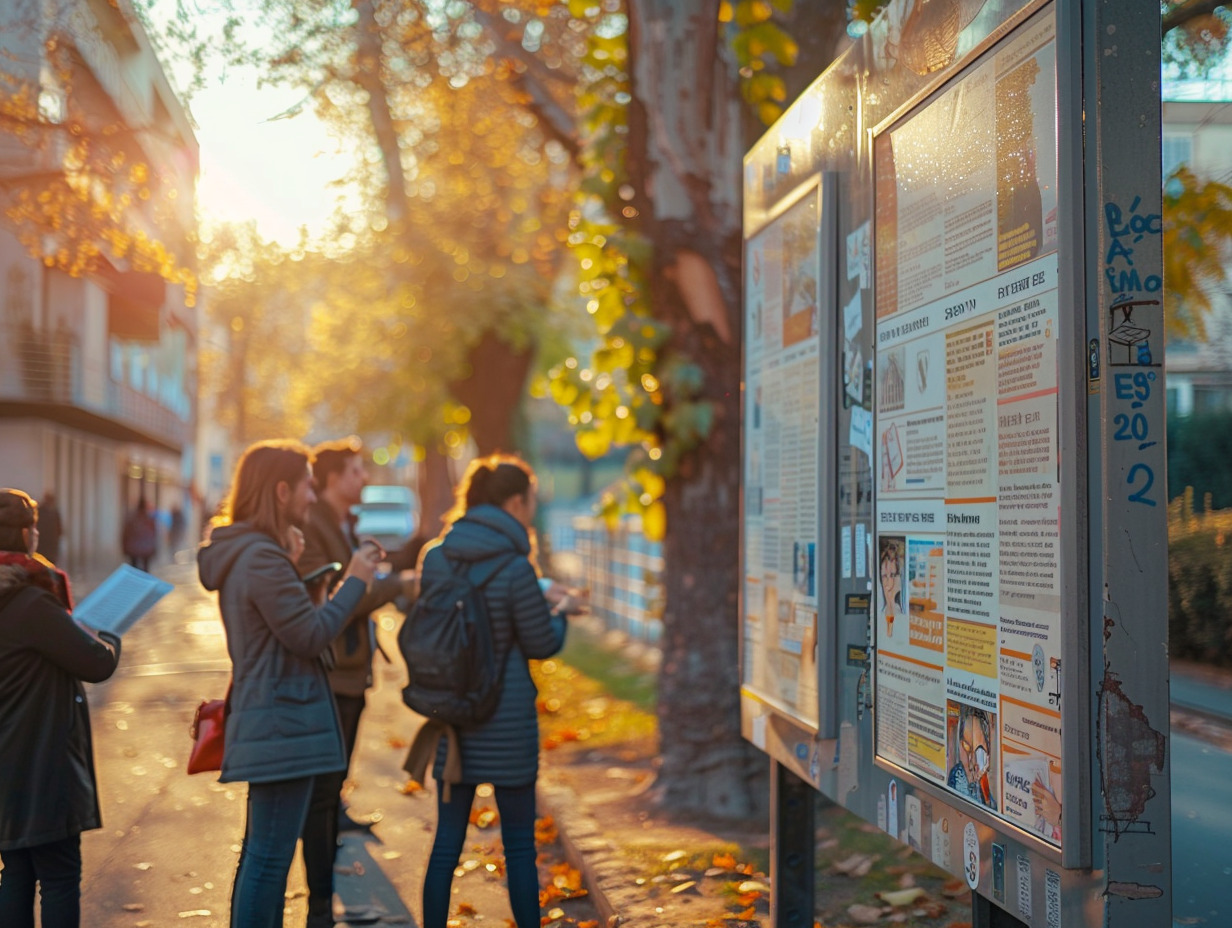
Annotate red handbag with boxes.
[187,693,228,775]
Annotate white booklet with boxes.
[74,564,174,636]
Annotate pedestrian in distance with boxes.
[196,440,382,928]
[121,497,157,571]
[0,488,122,928]
[410,453,586,928]
[297,437,413,928]
[38,490,63,564]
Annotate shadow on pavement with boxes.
[333,832,418,926]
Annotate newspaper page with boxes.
[75,564,173,636]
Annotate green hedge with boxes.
[1169,491,1232,666]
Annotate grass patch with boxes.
[554,621,658,713]
[531,653,658,751]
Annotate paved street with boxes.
[77,558,583,927]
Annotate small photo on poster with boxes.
[878,536,905,641]
[793,541,816,597]
[946,700,999,812]
[879,346,906,413]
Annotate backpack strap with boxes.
[403,718,462,802]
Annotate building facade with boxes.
[0,0,198,573]
[1162,87,1232,419]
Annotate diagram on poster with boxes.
[873,14,1064,846]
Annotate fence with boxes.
[545,506,665,645]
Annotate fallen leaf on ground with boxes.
[401,779,424,794]
[712,852,737,869]
[832,853,877,877]
[878,886,927,907]
[455,902,478,916]
[941,879,969,898]
[470,806,499,828]
[847,903,885,924]
[122,903,145,912]
[534,816,558,845]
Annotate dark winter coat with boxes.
[420,504,565,788]
[299,498,403,698]
[0,555,120,850]
[197,523,366,784]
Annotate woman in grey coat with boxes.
[197,440,380,928]
[416,454,576,928]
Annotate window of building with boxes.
[1163,132,1193,177]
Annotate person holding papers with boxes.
[0,488,121,928]
[197,441,381,928]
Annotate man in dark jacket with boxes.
[298,438,412,927]
[0,488,121,927]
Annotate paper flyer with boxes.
[75,564,173,636]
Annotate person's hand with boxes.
[286,526,305,565]
[342,541,382,588]
[545,582,589,616]
[399,569,418,600]
[1031,777,1061,831]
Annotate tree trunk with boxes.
[626,0,765,817]
[450,329,535,456]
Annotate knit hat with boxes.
[0,488,37,529]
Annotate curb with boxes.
[539,775,626,928]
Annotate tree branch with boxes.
[1162,0,1231,36]
[466,5,580,159]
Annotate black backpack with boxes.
[398,552,514,728]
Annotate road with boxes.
[1172,730,1232,927]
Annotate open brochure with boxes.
[74,564,173,637]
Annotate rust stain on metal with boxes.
[1099,671,1165,840]
[1106,881,1164,899]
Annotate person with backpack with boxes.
[404,454,582,928]
[196,440,382,928]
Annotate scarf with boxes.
[0,551,73,610]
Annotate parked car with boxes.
[353,484,418,552]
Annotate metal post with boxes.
[1084,0,1172,922]
[974,891,1030,928]
[770,759,815,928]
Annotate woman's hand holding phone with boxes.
[343,540,383,588]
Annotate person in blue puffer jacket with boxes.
[415,454,581,928]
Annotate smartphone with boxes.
[302,561,343,584]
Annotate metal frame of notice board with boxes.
[739,1,1171,926]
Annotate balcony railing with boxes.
[0,323,189,449]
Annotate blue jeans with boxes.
[231,775,316,928]
[422,782,539,928]
[0,835,81,928]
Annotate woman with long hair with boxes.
[0,488,120,928]
[414,453,581,928]
[197,440,381,928]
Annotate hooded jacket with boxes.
[0,554,119,850]
[299,497,403,697]
[419,504,565,788]
[197,523,366,784]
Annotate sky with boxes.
[188,67,354,246]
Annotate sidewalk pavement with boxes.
[79,559,602,927]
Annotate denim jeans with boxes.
[231,775,316,928]
[302,692,365,927]
[0,835,82,928]
[422,782,539,928]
